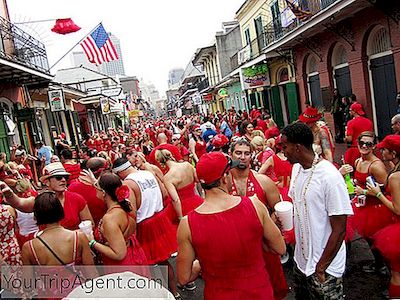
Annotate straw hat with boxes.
[39,162,70,183]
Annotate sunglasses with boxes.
[171,138,179,142]
[51,175,69,181]
[220,157,232,177]
[358,140,374,148]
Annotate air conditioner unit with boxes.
[238,45,251,65]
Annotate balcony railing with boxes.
[230,0,339,69]
[0,16,50,74]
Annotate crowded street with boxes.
[1,0,400,299]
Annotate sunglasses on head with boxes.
[51,175,69,181]
[358,140,374,148]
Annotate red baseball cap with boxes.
[350,102,365,116]
[211,134,229,148]
[196,152,239,184]
[377,135,400,153]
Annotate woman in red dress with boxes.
[177,152,285,300]
[258,136,293,201]
[87,173,148,268]
[155,149,203,219]
[352,132,396,272]
[61,148,81,185]
[239,120,254,142]
[367,135,400,298]
[189,125,206,163]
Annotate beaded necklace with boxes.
[292,154,320,260]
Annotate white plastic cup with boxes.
[274,201,294,231]
[79,220,93,236]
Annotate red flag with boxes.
[51,18,81,35]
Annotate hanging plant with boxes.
[243,64,268,77]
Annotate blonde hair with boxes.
[268,119,276,129]
[252,130,265,139]
[251,136,265,151]
[155,149,175,167]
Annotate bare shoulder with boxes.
[371,159,386,171]
[254,171,273,185]
[389,171,400,182]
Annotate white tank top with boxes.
[126,170,163,223]
[16,210,38,236]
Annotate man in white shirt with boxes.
[281,122,353,299]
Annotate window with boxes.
[332,44,347,67]
[244,28,251,46]
[307,55,318,74]
[367,27,391,56]
[278,67,289,83]
[254,16,266,50]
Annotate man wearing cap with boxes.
[344,102,373,167]
[299,107,335,163]
[177,152,285,299]
[391,114,400,135]
[229,138,288,300]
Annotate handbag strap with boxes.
[36,235,66,265]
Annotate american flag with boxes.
[80,24,118,65]
[285,0,311,22]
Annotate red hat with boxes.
[377,135,400,153]
[350,102,365,116]
[193,124,201,131]
[299,107,322,123]
[211,134,229,148]
[196,152,239,184]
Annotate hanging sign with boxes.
[48,89,65,112]
[100,97,111,114]
[240,64,270,90]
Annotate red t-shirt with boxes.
[68,181,106,226]
[346,116,373,146]
[60,191,87,230]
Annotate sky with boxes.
[8,0,246,96]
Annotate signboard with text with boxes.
[240,64,270,90]
[100,97,111,114]
[48,89,65,112]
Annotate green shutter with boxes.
[0,116,9,159]
[270,86,284,128]
[286,82,300,123]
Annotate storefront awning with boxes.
[0,57,53,86]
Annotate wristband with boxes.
[376,192,383,198]
[363,189,367,195]
[89,239,97,248]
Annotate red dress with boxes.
[195,140,207,160]
[95,207,148,267]
[230,171,288,300]
[352,160,396,239]
[373,179,400,271]
[136,209,178,264]
[272,155,293,202]
[188,197,274,300]
[63,163,81,185]
[0,205,22,266]
[177,182,204,216]
[60,191,87,230]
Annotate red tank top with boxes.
[272,155,293,187]
[187,196,273,299]
[231,171,267,206]
[354,159,381,206]
[195,141,207,159]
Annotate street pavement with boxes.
[171,237,388,299]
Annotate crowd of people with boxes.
[0,100,399,299]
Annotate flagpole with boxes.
[49,22,102,70]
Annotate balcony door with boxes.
[255,16,266,51]
[271,1,283,39]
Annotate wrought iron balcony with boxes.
[232,0,339,67]
[0,16,50,74]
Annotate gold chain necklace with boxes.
[292,154,320,260]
